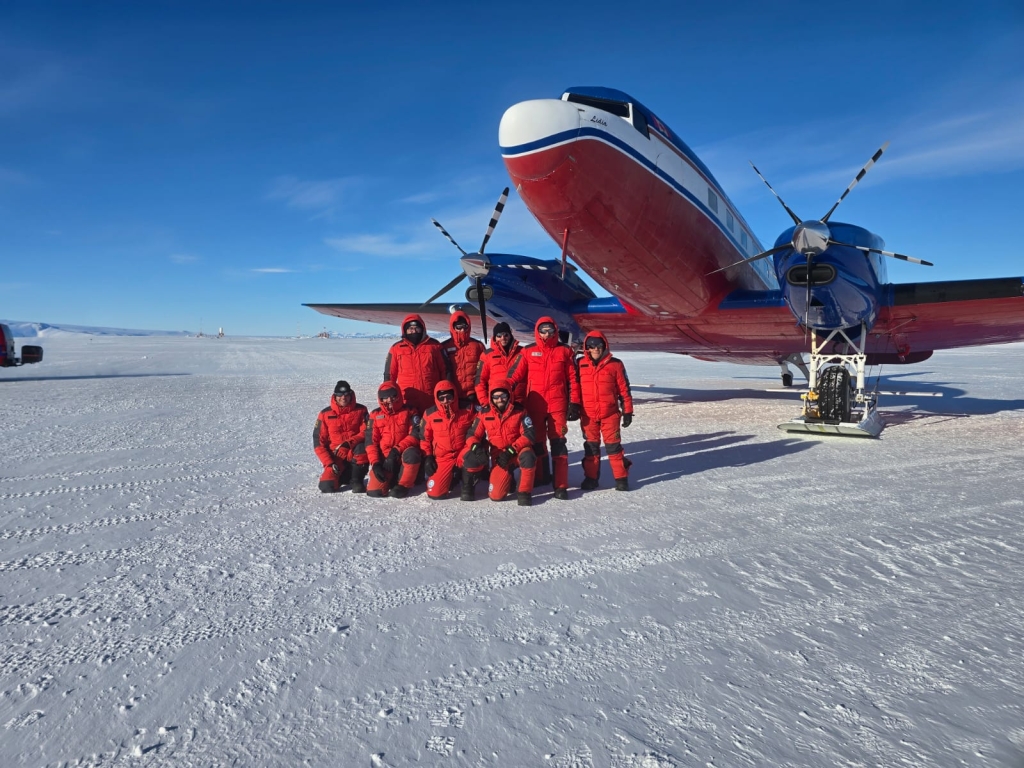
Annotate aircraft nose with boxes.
[500,99,581,180]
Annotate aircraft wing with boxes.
[303,302,516,332]
[573,276,1024,363]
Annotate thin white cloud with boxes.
[325,233,436,258]
[265,176,355,214]
[170,253,199,264]
[252,267,294,273]
[399,191,442,205]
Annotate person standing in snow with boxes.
[383,314,449,416]
[440,311,486,408]
[577,331,634,491]
[461,380,537,506]
[313,380,370,493]
[418,379,478,500]
[364,382,423,499]
[506,316,581,500]
[474,321,526,407]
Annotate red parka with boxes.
[578,330,634,419]
[440,310,486,402]
[419,379,476,457]
[364,382,422,464]
[383,313,449,412]
[474,334,526,405]
[313,392,369,467]
[506,316,581,414]
[464,379,536,455]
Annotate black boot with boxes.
[553,488,569,500]
[351,463,368,494]
[460,469,478,501]
[580,477,599,491]
[389,484,409,499]
[615,478,629,492]
[318,480,337,494]
[517,492,532,507]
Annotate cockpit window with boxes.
[563,92,630,117]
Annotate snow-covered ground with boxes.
[2,336,1023,767]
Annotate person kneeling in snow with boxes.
[418,379,477,500]
[461,380,536,506]
[364,382,422,499]
[314,380,370,493]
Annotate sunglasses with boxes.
[437,390,455,401]
[585,342,605,350]
[404,324,422,332]
[335,391,353,398]
[494,331,511,338]
[379,390,399,401]
[538,326,556,335]
[490,392,510,401]
[453,322,468,330]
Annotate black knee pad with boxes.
[532,442,547,457]
[583,441,601,457]
[551,438,568,457]
[351,443,367,460]
[606,442,623,455]
[518,449,536,469]
[402,446,422,464]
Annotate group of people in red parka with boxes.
[313,312,634,504]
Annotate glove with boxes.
[384,447,401,474]
[334,441,351,461]
[330,463,341,477]
[567,402,581,421]
[470,442,486,456]
[423,455,438,477]
[622,413,633,428]
[371,462,388,483]
[496,446,517,469]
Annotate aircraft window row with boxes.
[707,189,718,214]
[726,210,734,232]
[741,231,748,249]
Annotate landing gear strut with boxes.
[778,322,883,437]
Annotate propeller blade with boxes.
[750,162,801,226]
[431,218,467,256]
[419,272,468,307]
[479,187,509,254]
[804,253,812,339]
[707,243,791,276]
[475,277,488,343]
[821,141,889,223]
[828,239,933,266]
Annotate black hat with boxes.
[334,380,352,396]
[492,322,512,337]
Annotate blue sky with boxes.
[2,1,1022,335]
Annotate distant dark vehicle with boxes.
[0,323,43,367]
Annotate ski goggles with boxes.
[379,387,400,401]
[452,321,469,330]
[585,338,606,349]
[436,389,456,402]
[537,324,556,336]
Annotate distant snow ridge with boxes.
[0,320,192,338]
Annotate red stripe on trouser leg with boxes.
[517,464,535,493]
[399,458,420,488]
[552,455,569,488]
[608,451,629,479]
[427,454,459,498]
[365,469,391,495]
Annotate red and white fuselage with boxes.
[500,91,774,321]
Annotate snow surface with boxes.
[2,336,1024,767]
[0,321,192,339]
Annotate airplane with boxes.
[306,86,1024,437]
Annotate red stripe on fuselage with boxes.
[505,135,765,318]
